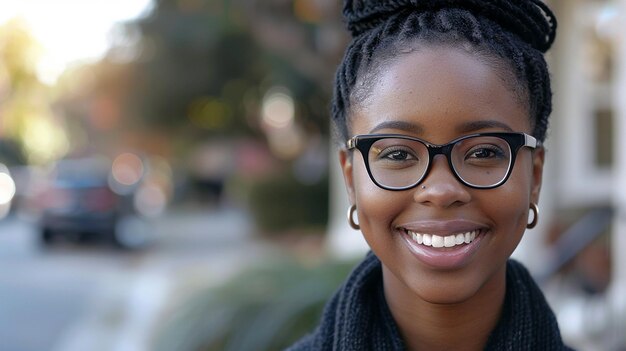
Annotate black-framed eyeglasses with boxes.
[347,132,539,190]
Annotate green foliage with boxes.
[152,256,358,351]
[126,12,267,135]
[247,173,329,234]
[110,0,334,142]
[0,20,64,164]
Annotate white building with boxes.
[541,1,625,349]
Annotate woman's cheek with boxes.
[488,173,532,246]
[353,166,401,231]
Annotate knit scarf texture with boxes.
[287,252,574,351]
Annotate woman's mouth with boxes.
[405,229,479,248]
[398,226,486,269]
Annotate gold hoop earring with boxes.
[527,203,539,229]
[347,205,360,230]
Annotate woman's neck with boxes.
[382,264,507,351]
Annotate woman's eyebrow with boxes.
[369,120,514,134]
[457,120,514,133]
[369,121,424,134]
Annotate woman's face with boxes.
[340,46,544,304]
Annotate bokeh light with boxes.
[21,114,70,164]
[0,172,16,205]
[134,181,167,217]
[262,88,295,130]
[111,152,145,187]
[261,87,306,160]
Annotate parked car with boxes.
[36,155,154,249]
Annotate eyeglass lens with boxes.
[367,136,513,188]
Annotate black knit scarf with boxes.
[287,252,574,351]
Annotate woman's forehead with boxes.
[351,46,530,136]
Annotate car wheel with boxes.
[40,228,55,246]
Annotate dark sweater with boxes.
[287,252,574,350]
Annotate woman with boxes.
[288,0,572,350]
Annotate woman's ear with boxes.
[530,147,545,204]
[339,149,356,205]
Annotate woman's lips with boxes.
[397,223,487,270]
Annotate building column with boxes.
[610,0,626,347]
[327,148,369,259]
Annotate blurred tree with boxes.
[54,0,347,155]
[53,0,347,232]
[89,0,346,146]
[0,19,67,165]
[122,4,261,135]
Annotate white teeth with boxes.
[444,235,455,248]
[432,235,444,248]
[408,230,480,248]
[455,233,465,245]
[411,232,424,245]
[423,234,432,246]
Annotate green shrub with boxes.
[152,256,357,351]
[247,173,329,234]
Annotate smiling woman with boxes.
[287,1,573,350]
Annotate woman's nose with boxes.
[413,155,472,207]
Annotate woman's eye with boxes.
[471,149,494,158]
[388,150,409,160]
[381,149,414,161]
[466,146,504,159]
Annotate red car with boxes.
[37,156,153,249]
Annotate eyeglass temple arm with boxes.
[525,134,540,148]
[347,137,356,149]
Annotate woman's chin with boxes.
[402,263,507,307]
[413,283,480,305]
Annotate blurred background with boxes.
[0,0,624,350]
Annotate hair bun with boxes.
[343,0,557,52]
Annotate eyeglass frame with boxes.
[346,132,540,191]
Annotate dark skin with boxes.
[339,46,544,350]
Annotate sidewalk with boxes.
[51,206,278,351]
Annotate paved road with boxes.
[0,207,270,351]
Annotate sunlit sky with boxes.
[0,0,153,85]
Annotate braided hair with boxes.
[332,0,557,144]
